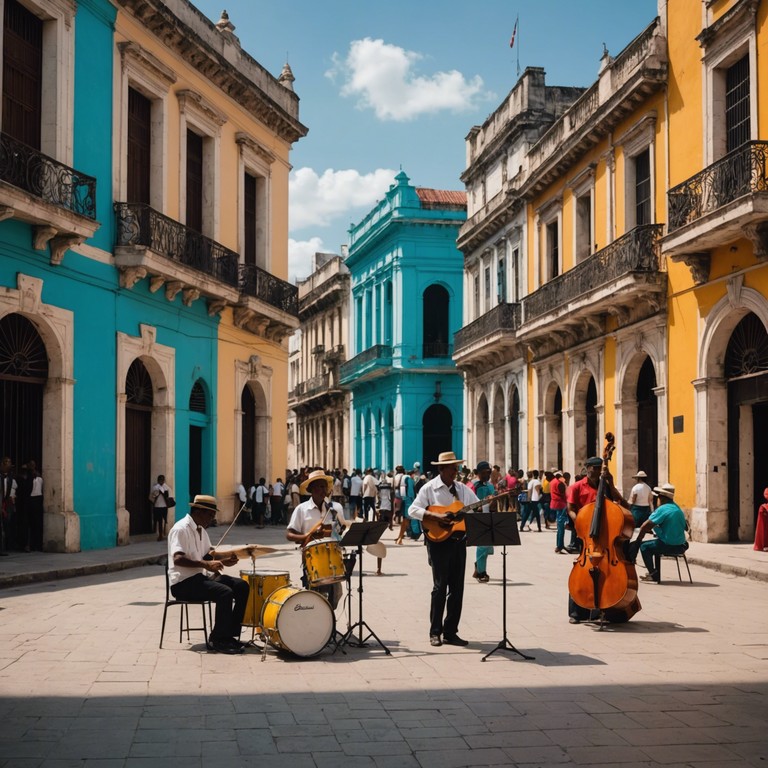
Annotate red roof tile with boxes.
[415,188,467,208]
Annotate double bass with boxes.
[568,433,641,624]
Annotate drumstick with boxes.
[215,502,248,548]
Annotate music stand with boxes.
[336,520,391,654]
[465,512,534,662]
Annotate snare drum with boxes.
[260,586,334,657]
[240,570,290,627]
[303,538,345,586]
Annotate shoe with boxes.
[478,573,490,583]
[555,548,563,553]
[230,638,249,649]
[210,639,245,655]
[640,572,660,583]
[472,569,481,581]
[569,617,580,624]
[443,635,469,646]
[429,635,442,647]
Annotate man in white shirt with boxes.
[167,495,249,654]
[522,471,542,532]
[628,470,653,528]
[270,478,285,525]
[409,452,479,648]
[150,475,172,541]
[349,470,363,520]
[362,468,378,521]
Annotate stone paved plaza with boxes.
[1,525,766,767]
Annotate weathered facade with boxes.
[288,253,351,471]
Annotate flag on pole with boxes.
[509,16,518,49]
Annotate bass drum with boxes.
[260,586,334,657]
[240,570,290,627]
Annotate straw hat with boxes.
[190,494,219,515]
[431,451,464,466]
[300,469,334,495]
[632,470,648,479]
[366,542,387,559]
[652,483,676,499]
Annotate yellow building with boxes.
[662,0,768,543]
[113,1,305,526]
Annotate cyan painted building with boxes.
[339,171,467,471]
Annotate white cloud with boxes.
[289,166,397,231]
[328,38,488,121]
[289,236,326,283]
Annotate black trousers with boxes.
[425,538,466,638]
[171,573,249,642]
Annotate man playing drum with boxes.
[286,469,347,608]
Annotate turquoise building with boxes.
[339,172,466,471]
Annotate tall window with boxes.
[725,54,750,153]
[634,148,651,227]
[423,284,449,358]
[546,220,559,279]
[484,265,491,309]
[575,193,592,262]
[244,171,257,265]
[186,129,204,233]
[2,0,43,149]
[511,246,520,301]
[127,88,151,205]
[497,257,506,302]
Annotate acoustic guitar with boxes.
[422,490,513,543]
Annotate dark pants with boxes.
[362,496,376,521]
[171,573,249,643]
[270,497,283,525]
[640,539,688,579]
[425,538,466,638]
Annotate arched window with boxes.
[423,284,449,358]
[125,359,153,535]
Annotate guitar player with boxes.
[408,451,479,648]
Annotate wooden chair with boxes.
[160,566,213,648]
[661,550,693,583]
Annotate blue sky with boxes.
[194,0,659,281]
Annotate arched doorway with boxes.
[423,284,450,357]
[189,380,209,499]
[423,404,452,468]
[636,357,658,488]
[509,386,520,471]
[573,372,597,464]
[241,382,269,487]
[125,359,153,535]
[492,386,505,466]
[544,383,563,471]
[726,312,768,541]
[475,393,489,462]
[0,313,47,478]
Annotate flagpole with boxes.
[516,16,520,78]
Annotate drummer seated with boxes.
[286,470,346,606]
[167,495,250,655]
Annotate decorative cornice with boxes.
[118,41,178,88]
[177,89,227,127]
[669,251,711,285]
[235,131,276,166]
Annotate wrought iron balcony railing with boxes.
[668,141,768,231]
[239,264,298,315]
[422,342,453,358]
[0,131,96,219]
[523,224,664,321]
[115,202,238,287]
[454,302,521,353]
[339,344,392,381]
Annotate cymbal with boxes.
[213,544,277,560]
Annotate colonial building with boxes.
[455,67,585,470]
[457,18,669,494]
[662,0,768,543]
[340,171,466,470]
[0,0,303,551]
[288,252,351,471]
[457,0,768,544]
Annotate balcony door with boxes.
[422,404,452,470]
[186,129,204,233]
[2,0,42,149]
[423,284,449,358]
[127,87,151,205]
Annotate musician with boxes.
[409,451,479,647]
[286,469,346,608]
[566,457,640,624]
[167,495,250,654]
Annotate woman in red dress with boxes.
[754,487,768,552]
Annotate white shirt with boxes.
[349,475,363,496]
[152,483,171,508]
[287,497,345,541]
[254,484,267,503]
[408,475,479,522]
[378,481,393,511]
[630,481,653,506]
[272,481,284,497]
[167,514,212,586]
[362,474,377,498]
[236,484,247,503]
[30,476,43,497]
[528,478,541,502]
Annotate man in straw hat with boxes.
[628,470,653,528]
[167,495,250,654]
[631,482,688,584]
[409,451,479,647]
[286,469,346,607]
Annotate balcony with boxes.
[663,141,768,282]
[422,342,453,359]
[339,344,393,386]
[312,344,326,355]
[324,344,346,365]
[453,302,521,370]
[290,372,344,413]
[0,131,99,263]
[114,202,299,339]
[519,224,665,349]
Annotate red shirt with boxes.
[550,478,568,509]
[566,477,598,511]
